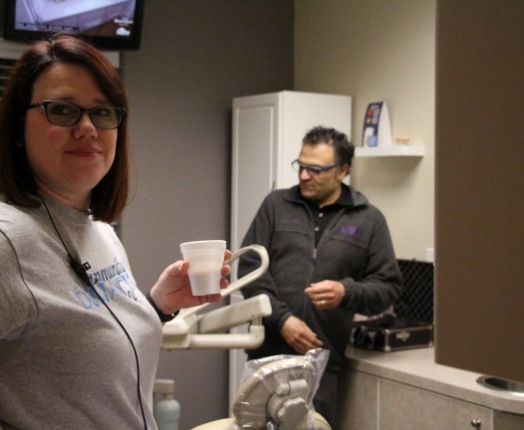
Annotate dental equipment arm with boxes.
[162,245,270,350]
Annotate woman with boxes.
[0,34,229,429]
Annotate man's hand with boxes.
[280,315,323,354]
[305,280,345,309]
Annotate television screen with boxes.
[3,0,145,51]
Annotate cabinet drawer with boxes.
[380,380,492,430]
[339,370,379,430]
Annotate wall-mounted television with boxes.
[3,0,145,51]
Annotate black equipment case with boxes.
[349,259,434,352]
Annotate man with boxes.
[238,126,402,426]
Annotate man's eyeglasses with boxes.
[27,100,125,130]
[291,159,338,176]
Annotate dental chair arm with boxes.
[198,293,270,334]
[162,245,270,350]
[161,294,271,350]
[176,244,269,321]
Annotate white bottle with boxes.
[154,379,180,430]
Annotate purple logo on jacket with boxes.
[340,225,363,238]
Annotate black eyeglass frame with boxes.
[26,100,125,130]
[291,159,338,176]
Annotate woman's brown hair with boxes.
[0,33,129,223]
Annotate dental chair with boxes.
[191,349,332,430]
[161,245,333,430]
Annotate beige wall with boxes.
[294,0,436,261]
[295,0,524,384]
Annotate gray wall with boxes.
[121,1,293,428]
[0,1,292,428]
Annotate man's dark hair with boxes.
[303,126,355,168]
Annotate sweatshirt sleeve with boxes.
[0,231,39,340]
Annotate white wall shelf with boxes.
[355,145,425,158]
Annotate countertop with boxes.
[344,346,524,415]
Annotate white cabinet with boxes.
[380,380,492,430]
[340,347,524,430]
[229,90,351,404]
[342,370,493,430]
[231,90,352,251]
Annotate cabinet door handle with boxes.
[471,419,481,428]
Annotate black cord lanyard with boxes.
[40,196,149,430]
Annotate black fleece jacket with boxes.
[238,184,402,371]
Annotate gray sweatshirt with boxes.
[0,194,162,429]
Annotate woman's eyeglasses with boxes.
[27,100,125,130]
[291,159,338,176]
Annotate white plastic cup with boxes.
[180,240,226,296]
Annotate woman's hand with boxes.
[149,250,232,315]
